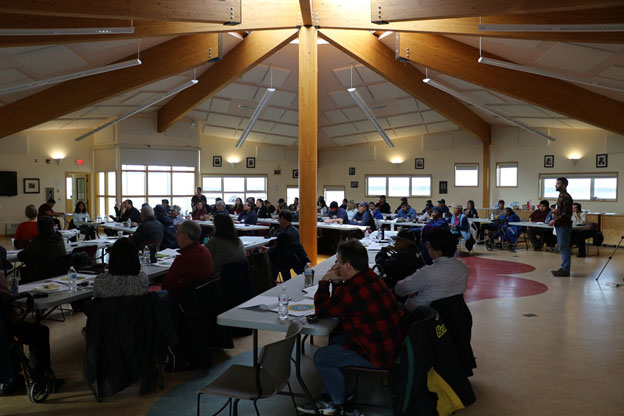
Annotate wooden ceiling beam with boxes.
[314,2,624,43]
[0,33,220,139]
[371,0,624,22]
[0,0,240,23]
[157,29,298,132]
[299,0,313,26]
[318,29,491,143]
[397,32,624,136]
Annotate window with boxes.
[496,162,518,187]
[96,171,116,218]
[455,164,479,187]
[122,165,196,214]
[366,176,431,197]
[324,186,345,205]
[540,174,617,201]
[286,186,299,205]
[201,175,268,205]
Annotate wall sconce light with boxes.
[569,154,581,165]
[391,157,403,168]
[228,157,240,168]
[51,152,65,166]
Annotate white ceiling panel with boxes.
[261,66,291,87]
[364,129,397,141]
[281,110,298,124]
[249,120,275,133]
[355,87,375,103]
[535,43,612,73]
[324,109,350,123]
[341,106,366,121]
[560,119,599,129]
[218,83,258,101]
[571,43,624,53]
[270,90,297,107]
[203,125,237,138]
[368,83,408,100]
[122,91,159,106]
[59,119,106,130]
[84,106,132,118]
[265,135,296,146]
[353,120,374,132]
[271,123,298,136]
[485,38,542,51]
[421,110,446,124]
[191,110,209,122]
[94,91,135,106]
[513,117,571,129]
[598,65,624,82]
[397,98,420,113]
[426,121,458,133]
[207,113,242,128]
[356,64,384,84]
[210,98,231,113]
[241,64,268,83]
[245,132,266,142]
[334,134,367,146]
[61,106,95,119]
[394,125,428,137]
[11,45,87,76]
[30,120,72,130]
[0,68,31,87]
[196,99,213,112]
[328,90,355,107]
[263,107,286,121]
[322,123,359,137]
[497,105,549,117]
[333,66,363,88]
[387,113,423,127]
[468,90,508,104]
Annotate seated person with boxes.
[420,206,450,264]
[396,201,417,222]
[169,205,185,227]
[205,214,245,275]
[421,199,433,214]
[70,201,96,240]
[38,198,63,229]
[191,201,209,221]
[154,204,178,250]
[346,200,357,221]
[162,221,213,299]
[119,199,142,225]
[395,227,468,312]
[464,200,479,218]
[350,201,376,230]
[191,187,207,209]
[256,199,270,218]
[298,240,404,415]
[14,204,39,249]
[437,199,450,218]
[478,199,505,242]
[450,204,475,251]
[571,202,591,258]
[324,201,349,224]
[265,200,276,215]
[528,200,551,250]
[369,202,383,219]
[495,207,521,250]
[288,197,299,212]
[318,197,328,216]
[130,205,164,250]
[377,195,391,214]
[17,216,67,284]
[375,230,423,289]
[340,199,348,210]
[268,211,309,281]
[93,239,148,298]
[213,200,230,216]
[236,201,258,225]
[161,199,172,214]
[232,197,245,215]
[395,197,408,213]
[416,205,433,222]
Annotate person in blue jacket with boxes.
[369,202,384,220]
[351,201,376,230]
[498,207,521,251]
[449,204,475,251]
[236,201,258,225]
[396,201,418,222]
[420,206,450,264]
[324,201,349,223]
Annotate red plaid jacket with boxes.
[314,268,405,368]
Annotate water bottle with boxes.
[278,285,289,320]
[127,218,132,228]
[304,262,314,288]
[143,245,150,265]
[68,266,78,292]
[364,229,370,240]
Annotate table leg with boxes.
[296,334,320,415]
[253,329,259,367]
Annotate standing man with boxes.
[191,187,207,209]
[268,211,309,281]
[549,177,573,276]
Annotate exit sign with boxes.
[76,159,84,165]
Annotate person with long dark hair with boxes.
[17,216,67,283]
[232,197,245,215]
[205,214,245,275]
[71,201,96,240]
[92,238,147,298]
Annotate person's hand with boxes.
[131,222,138,227]
[321,269,342,281]
[548,219,555,226]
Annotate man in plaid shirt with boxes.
[298,240,405,415]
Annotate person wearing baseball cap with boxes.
[420,206,450,264]
[324,201,349,224]
[350,201,376,230]
[437,199,450,217]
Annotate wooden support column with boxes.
[482,138,490,209]
[298,26,318,265]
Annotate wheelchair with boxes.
[1,293,53,403]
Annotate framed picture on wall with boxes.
[596,154,608,168]
[274,169,281,175]
[23,178,40,194]
[293,169,299,179]
[246,157,256,168]
[544,155,554,168]
[348,167,356,175]
[213,156,222,167]
[350,181,358,188]
[415,158,424,169]
[439,181,448,194]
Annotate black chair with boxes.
[220,260,254,336]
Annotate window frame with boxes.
[96,171,117,218]
[365,175,433,198]
[122,165,196,213]
[454,163,479,188]
[286,186,299,206]
[200,174,268,205]
[323,185,346,206]
[495,162,518,188]
[539,172,618,202]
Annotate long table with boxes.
[7,237,118,262]
[194,219,269,232]
[101,222,138,234]
[257,218,367,231]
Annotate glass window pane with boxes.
[567,178,591,200]
[224,193,244,205]
[122,171,146,195]
[107,198,116,218]
[246,193,267,202]
[287,188,299,205]
[388,177,410,197]
[246,177,266,191]
[594,177,617,199]
[121,164,145,170]
[123,196,146,207]
[173,166,195,171]
[543,179,558,199]
[224,177,245,192]
[66,177,73,200]
[98,172,105,195]
[172,172,195,195]
[148,172,171,195]
[148,197,165,208]
[172,197,192,216]
[107,172,116,196]
[455,165,478,187]
[98,197,105,218]
[497,165,517,187]
[411,177,431,196]
[148,165,171,171]
[202,177,222,192]
[367,177,386,195]
[325,190,345,206]
[204,193,222,205]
